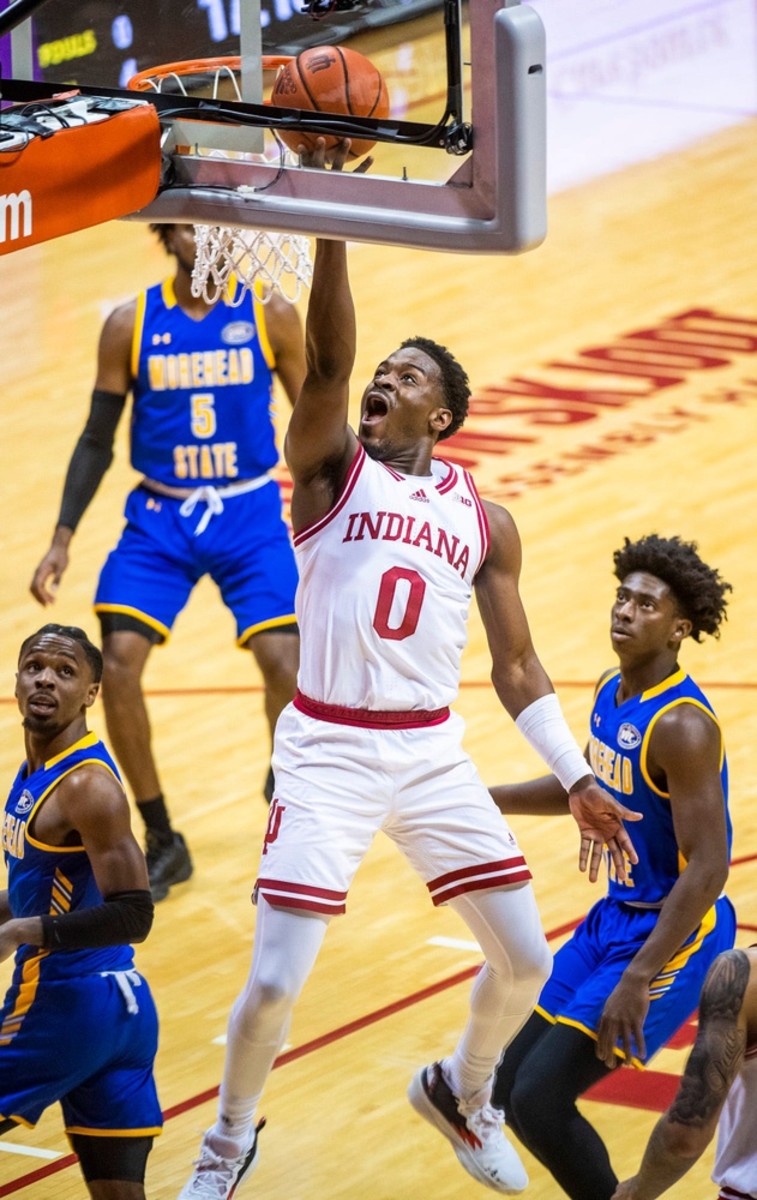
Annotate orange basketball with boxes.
[270,45,389,160]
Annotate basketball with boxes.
[270,45,389,160]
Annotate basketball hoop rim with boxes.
[127,55,293,92]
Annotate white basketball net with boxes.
[192,222,313,307]
[133,63,314,307]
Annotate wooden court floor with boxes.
[1,69,756,1200]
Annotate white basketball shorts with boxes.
[255,703,532,916]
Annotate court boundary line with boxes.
[1,678,756,705]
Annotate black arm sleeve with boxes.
[57,389,127,531]
[39,889,154,950]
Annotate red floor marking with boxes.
[0,1160,75,1197]
[665,1014,698,1049]
[585,1068,680,1112]
[2,679,757,704]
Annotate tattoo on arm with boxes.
[668,949,750,1128]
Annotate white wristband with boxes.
[514,693,592,793]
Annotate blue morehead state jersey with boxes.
[129,278,278,486]
[589,667,732,904]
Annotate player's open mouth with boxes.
[362,394,389,425]
[28,696,56,713]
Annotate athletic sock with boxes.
[214,1091,259,1154]
[137,795,173,840]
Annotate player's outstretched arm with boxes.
[475,500,640,881]
[612,948,752,1200]
[490,775,570,816]
[285,141,362,531]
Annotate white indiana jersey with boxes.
[713,1043,757,1199]
[293,446,490,711]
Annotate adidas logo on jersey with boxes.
[409,488,430,502]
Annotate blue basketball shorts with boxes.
[536,893,736,1065]
[0,969,162,1135]
[94,479,298,645]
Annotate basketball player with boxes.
[0,624,162,1198]
[491,534,736,1200]
[30,224,306,901]
[613,945,757,1200]
[178,139,641,1200]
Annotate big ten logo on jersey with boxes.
[588,733,633,794]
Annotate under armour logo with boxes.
[151,332,171,345]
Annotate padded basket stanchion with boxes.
[0,96,161,254]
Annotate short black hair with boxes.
[19,625,103,682]
[613,534,732,642]
[149,223,175,251]
[400,336,470,440]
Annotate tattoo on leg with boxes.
[668,949,750,1128]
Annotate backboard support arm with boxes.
[134,0,547,254]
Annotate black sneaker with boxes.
[408,1062,528,1193]
[145,830,193,902]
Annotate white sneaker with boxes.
[177,1119,265,1199]
[408,1063,528,1194]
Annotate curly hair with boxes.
[19,624,103,682]
[400,336,470,440]
[613,534,732,642]
[149,223,175,251]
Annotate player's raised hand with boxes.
[298,136,373,173]
[568,778,642,883]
